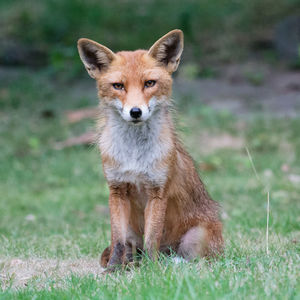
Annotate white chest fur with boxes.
[99,109,172,186]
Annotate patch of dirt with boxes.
[0,258,104,290]
[198,132,245,154]
[175,62,300,117]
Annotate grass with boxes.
[0,69,299,298]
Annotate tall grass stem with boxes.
[245,147,270,255]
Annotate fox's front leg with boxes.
[107,184,130,269]
[144,187,167,259]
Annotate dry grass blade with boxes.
[245,146,271,255]
[65,107,98,123]
[54,131,95,150]
[266,191,270,255]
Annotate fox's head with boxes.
[77,30,183,124]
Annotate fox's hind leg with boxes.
[177,222,223,260]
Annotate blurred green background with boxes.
[0,1,300,297]
[1,0,300,77]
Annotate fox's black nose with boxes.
[130,107,142,119]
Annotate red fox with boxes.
[77,29,223,269]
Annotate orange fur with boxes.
[77,30,223,270]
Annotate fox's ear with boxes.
[77,38,116,79]
[148,29,184,73]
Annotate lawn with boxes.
[0,69,299,299]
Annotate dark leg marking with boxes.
[108,242,125,267]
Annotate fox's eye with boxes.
[144,80,156,88]
[112,83,124,90]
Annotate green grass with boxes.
[0,70,299,298]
